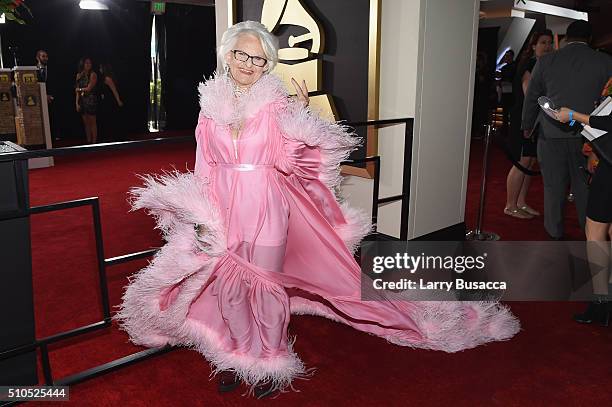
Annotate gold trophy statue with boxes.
[261,0,336,119]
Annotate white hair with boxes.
[217,21,279,72]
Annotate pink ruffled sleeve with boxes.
[276,107,348,228]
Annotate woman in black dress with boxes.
[556,105,612,326]
[504,30,554,219]
[75,57,98,144]
[98,64,124,142]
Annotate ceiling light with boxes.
[513,0,588,21]
[79,1,110,11]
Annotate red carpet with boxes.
[22,140,611,406]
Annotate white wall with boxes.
[214,0,231,69]
[408,0,479,238]
[376,0,480,239]
[373,0,422,238]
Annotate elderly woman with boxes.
[116,21,519,398]
[555,106,612,326]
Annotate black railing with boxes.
[1,118,414,236]
[0,117,413,401]
[0,137,192,163]
[345,118,413,239]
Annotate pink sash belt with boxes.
[216,163,274,172]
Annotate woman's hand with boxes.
[555,107,572,123]
[587,152,599,173]
[291,78,309,107]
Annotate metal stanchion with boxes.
[466,124,500,241]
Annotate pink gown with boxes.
[115,73,520,392]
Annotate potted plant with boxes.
[0,0,31,24]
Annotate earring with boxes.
[223,64,230,75]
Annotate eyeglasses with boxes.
[231,50,268,68]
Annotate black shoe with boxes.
[573,301,610,327]
[254,381,277,399]
[217,370,240,393]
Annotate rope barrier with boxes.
[491,127,542,176]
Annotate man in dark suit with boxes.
[36,50,50,92]
[522,20,612,239]
[36,49,58,141]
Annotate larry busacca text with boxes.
[369,252,507,292]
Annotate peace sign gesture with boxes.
[291,77,309,108]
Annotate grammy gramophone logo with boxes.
[259,0,336,119]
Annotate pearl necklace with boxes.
[230,82,250,160]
